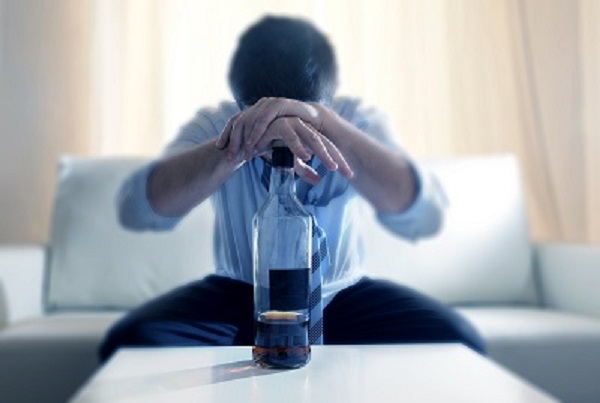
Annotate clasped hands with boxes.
[215,97,354,185]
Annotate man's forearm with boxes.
[320,110,418,214]
[148,138,243,216]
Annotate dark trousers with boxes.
[99,275,486,362]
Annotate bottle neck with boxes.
[270,165,296,196]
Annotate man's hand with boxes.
[215,98,353,185]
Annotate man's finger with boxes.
[294,158,321,186]
[246,98,319,150]
[319,135,354,179]
[295,119,338,171]
[278,120,312,161]
[216,114,239,149]
[227,117,247,161]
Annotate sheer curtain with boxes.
[580,0,600,243]
[1,0,597,243]
[87,0,598,243]
[88,0,456,157]
[88,0,320,155]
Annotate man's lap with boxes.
[99,274,485,362]
[323,278,485,352]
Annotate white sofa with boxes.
[1,154,600,403]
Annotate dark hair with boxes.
[228,16,338,107]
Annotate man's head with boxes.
[228,15,338,107]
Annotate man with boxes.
[99,15,485,361]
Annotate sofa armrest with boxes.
[0,245,46,328]
[534,242,600,318]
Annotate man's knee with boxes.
[451,314,487,355]
[98,317,157,362]
[98,317,243,362]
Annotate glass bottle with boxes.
[252,140,312,369]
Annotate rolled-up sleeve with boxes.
[376,163,448,241]
[117,162,183,231]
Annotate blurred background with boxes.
[0,0,598,245]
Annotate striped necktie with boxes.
[260,159,329,345]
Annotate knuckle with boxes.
[256,116,272,128]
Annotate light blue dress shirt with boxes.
[118,97,447,306]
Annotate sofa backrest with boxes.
[363,154,538,305]
[45,153,537,312]
[46,156,215,311]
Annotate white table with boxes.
[71,344,558,403]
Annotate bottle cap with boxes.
[271,140,294,168]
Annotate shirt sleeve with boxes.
[117,161,183,231]
[376,163,448,241]
[162,106,231,157]
[117,103,237,231]
[343,99,449,241]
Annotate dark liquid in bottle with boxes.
[253,311,310,369]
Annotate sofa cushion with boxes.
[46,156,215,311]
[0,312,122,403]
[458,307,600,403]
[364,154,537,305]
